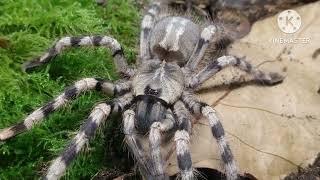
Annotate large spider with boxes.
[0,1,284,180]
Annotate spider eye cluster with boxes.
[144,85,161,96]
[150,16,200,66]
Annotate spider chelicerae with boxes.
[0,1,284,180]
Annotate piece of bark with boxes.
[169,0,318,39]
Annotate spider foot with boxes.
[256,72,285,85]
[22,59,44,73]
[0,128,10,141]
[0,122,26,141]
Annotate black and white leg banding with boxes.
[201,105,238,180]
[0,78,131,141]
[45,102,111,180]
[188,55,284,88]
[173,101,194,180]
[22,36,134,77]
[181,92,238,180]
[174,130,193,180]
[123,109,154,179]
[149,110,175,179]
[140,1,161,61]
[186,25,217,71]
[45,93,133,180]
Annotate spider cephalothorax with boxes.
[0,1,284,180]
[133,59,184,134]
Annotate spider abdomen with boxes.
[150,16,200,65]
[134,96,167,134]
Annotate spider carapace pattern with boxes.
[0,1,284,180]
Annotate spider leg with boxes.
[186,25,217,71]
[181,92,238,180]
[173,101,194,180]
[123,109,155,179]
[45,103,111,180]
[149,109,175,179]
[140,1,161,62]
[0,78,131,141]
[22,36,134,77]
[45,93,133,180]
[188,55,284,88]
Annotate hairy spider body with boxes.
[133,60,184,134]
[0,1,284,180]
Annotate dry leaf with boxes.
[164,2,320,180]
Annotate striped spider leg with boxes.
[45,93,133,179]
[22,36,135,77]
[0,78,130,141]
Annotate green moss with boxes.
[0,0,139,179]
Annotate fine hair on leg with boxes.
[149,109,175,179]
[122,109,155,179]
[22,36,134,77]
[45,93,133,179]
[188,55,284,88]
[186,24,217,71]
[140,1,161,62]
[45,102,111,180]
[181,92,238,180]
[0,78,131,141]
[173,101,194,180]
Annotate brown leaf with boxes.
[165,2,320,180]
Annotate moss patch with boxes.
[0,0,139,179]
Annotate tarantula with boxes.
[0,1,284,180]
